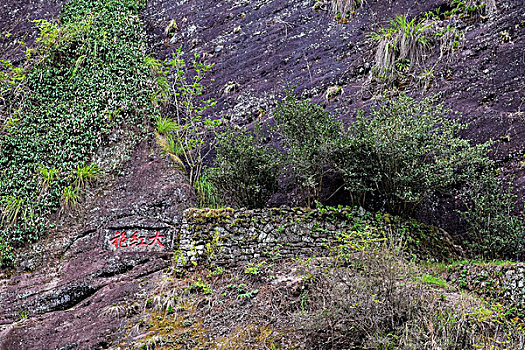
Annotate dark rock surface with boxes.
[0,141,194,350]
[0,0,65,62]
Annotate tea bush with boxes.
[206,92,523,259]
[209,123,281,208]
[335,94,492,215]
[273,90,343,207]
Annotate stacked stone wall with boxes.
[447,263,525,309]
[176,207,361,267]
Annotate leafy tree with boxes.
[335,94,491,215]
[162,46,218,187]
[273,90,343,207]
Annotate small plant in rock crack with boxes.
[101,303,126,321]
[206,266,224,278]
[237,288,259,299]
[244,261,269,276]
[62,185,80,209]
[368,14,433,82]
[234,283,259,299]
[154,115,177,135]
[19,310,29,320]
[205,230,223,264]
[194,169,222,209]
[74,163,101,189]
[1,196,30,227]
[186,278,213,295]
[162,45,220,187]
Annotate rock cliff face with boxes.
[0,0,524,349]
[0,142,194,349]
[142,0,524,230]
[0,0,65,62]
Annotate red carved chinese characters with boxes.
[149,231,164,247]
[110,231,127,248]
[129,232,147,247]
[109,230,164,249]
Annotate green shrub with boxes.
[460,173,524,260]
[273,90,343,207]
[335,94,492,215]
[209,123,280,208]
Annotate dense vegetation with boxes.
[0,0,158,265]
[0,0,523,348]
[1,0,522,265]
[208,92,524,260]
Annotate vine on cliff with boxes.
[0,0,158,266]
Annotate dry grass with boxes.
[331,0,363,18]
[122,230,524,349]
[154,132,185,170]
[369,14,433,79]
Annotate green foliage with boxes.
[420,273,448,288]
[244,261,267,276]
[209,122,281,208]
[335,94,491,215]
[62,185,80,209]
[74,163,101,189]
[155,116,177,135]
[162,46,219,186]
[451,0,491,19]
[194,169,221,209]
[206,91,521,260]
[460,174,524,260]
[0,0,158,265]
[369,14,433,80]
[423,0,488,22]
[38,165,58,191]
[187,278,213,295]
[0,231,14,267]
[273,89,343,206]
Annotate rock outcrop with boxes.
[0,142,194,350]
